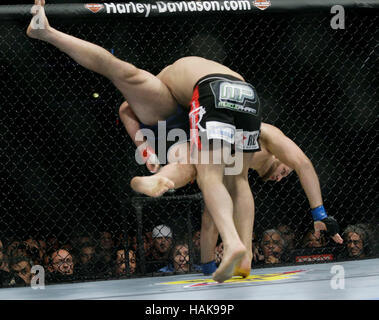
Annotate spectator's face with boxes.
[304,231,324,248]
[115,250,136,275]
[153,237,172,254]
[7,241,20,255]
[24,239,44,264]
[51,250,74,275]
[100,232,114,250]
[80,246,95,264]
[346,232,364,257]
[278,225,295,248]
[173,245,190,273]
[12,260,32,285]
[261,233,283,261]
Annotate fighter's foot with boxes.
[131,176,175,198]
[212,244,246,283]
[27,0,51,40]
[233,254,251,278]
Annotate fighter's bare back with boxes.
[157,56,244,108]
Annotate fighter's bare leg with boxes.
[27,0,176,125]
[195,146,246,283]
[200,206,219,264]
[224,154,255,278]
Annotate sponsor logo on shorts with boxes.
[211,81,259,115]
[253,0,271,10]
[206,121,235,144]
[236,130,260,150]
[85,4,105,13]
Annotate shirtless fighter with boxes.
[27,0,260,282]
[125,115,344,275]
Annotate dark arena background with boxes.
[0,0,378,294]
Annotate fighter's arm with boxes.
[260,124,343,244]
[260,124,322,209]
[119,101,160,173]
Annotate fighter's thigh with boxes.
[113,68,177,125]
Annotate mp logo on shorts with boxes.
[254,0,271,10]
[85,4,105,13]
[211,80,259,115]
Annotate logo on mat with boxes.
[253,0,271,10]
[158,270,306,288]
[85,4,104,13]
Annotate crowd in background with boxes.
[1,221,378,288]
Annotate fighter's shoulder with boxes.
[260,123,284,141]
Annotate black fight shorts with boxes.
[189,74,262,153]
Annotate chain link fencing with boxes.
[1,2,378,287]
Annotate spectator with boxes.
[7,240,21,257]
[277,224,296,250]
[143,232,153,258]
[215,241,224,266]
[192,230,201,264]
[76,242,99,278]
[342,225,368,259]
[0,240,9,272]
[356,223,376,256]
[96,231,115,276]
[78,234,93,246]
[23,237,45,266]
[127,233,138,252]
[127,232,153,259]
[145,225,173,273]
[114,247,137,276]
[46,236,60,251]
[46,248,76,283]
[252,232,264,263]
[0,240,12,287]
[159,241,201,273]
[302,230,327,248]
[8,255,33,287]
[259,229,286,264]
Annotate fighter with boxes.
[123,105,344,275]
[27,0,261,282]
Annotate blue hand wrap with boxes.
[201,260,217,275]
[311,205,328,221]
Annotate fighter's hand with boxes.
[314,217,343,244]
[146,153,160,173]
[27,0,51,40]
